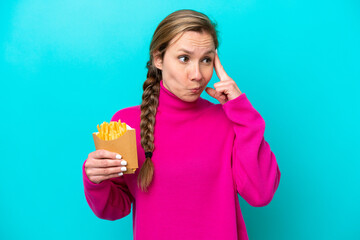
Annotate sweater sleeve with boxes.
[222,93,281,207]
[82,160,134,220]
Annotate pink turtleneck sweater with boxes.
[82,80,281,240]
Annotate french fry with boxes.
[96,120,128,141]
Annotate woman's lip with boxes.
[190,87,201,93]
[190,87,201,90]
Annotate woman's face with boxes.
[154,31,216,102]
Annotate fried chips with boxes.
[96,120,127,141]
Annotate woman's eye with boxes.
[178,56,212,63]
[179,56,189,62]
[203,57,212,63]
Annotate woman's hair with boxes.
[138,9,219,192]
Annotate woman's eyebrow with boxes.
[177,48,215,55]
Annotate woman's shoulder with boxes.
[198,97,233,122]
[197,97,234,132]
[111,105,141,128]
[198,97,227,115]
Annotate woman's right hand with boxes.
[85,149,128,184]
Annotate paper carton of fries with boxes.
[92,120,138,174]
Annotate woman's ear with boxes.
[153,50,163,70]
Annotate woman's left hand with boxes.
[205,50,242,105]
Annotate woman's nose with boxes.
[189,63,202,81]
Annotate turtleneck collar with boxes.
[157,80,201,112]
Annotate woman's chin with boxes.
[182,93,201,102]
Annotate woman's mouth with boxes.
[190,87,201,93]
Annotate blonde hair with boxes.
[138,9,219,192]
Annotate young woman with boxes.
[83,9,281,240]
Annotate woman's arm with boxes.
[223,93,281,207]
[82,111,136,220]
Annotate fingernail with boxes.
[121,167,127,171]
[216,49,218,54]
[118,172,123,176]
[116,154,122,159]
[121,160,127,166]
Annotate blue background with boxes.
[1,0,359,239]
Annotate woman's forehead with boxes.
[168,31,215,52]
